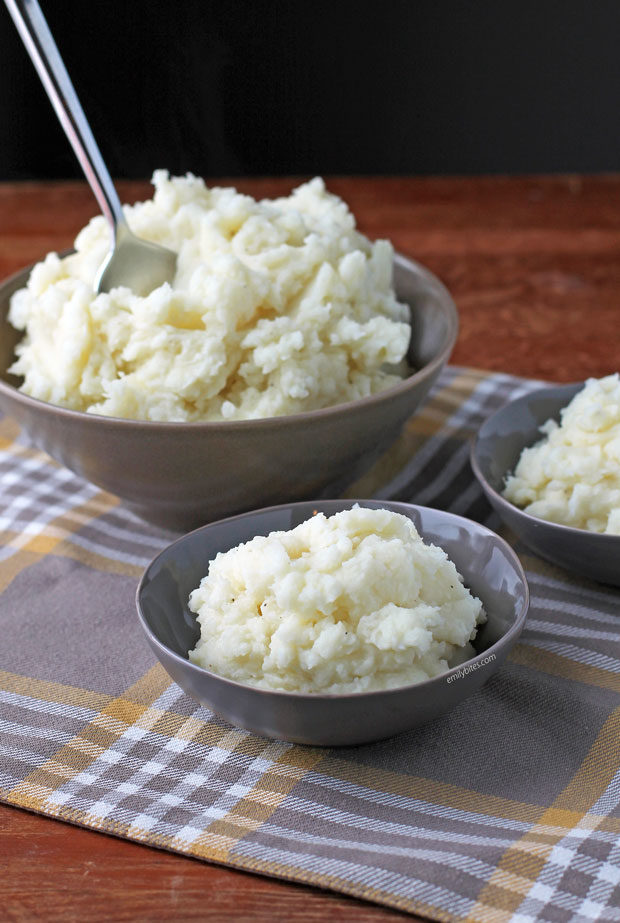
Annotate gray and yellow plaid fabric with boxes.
[2,367,620,922]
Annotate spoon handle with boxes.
[5,0,126,234]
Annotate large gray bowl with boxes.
[471,383,620,587]
[136,499,529,746]
[0,254,457,531]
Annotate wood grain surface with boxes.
[1,175,618,922]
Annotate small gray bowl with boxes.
[471,383,620,587]
[136,499,529,746]
[0,254,457,531]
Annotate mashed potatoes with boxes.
[188,506,485,694]
[503,374,620,534]
[8,173,411,421]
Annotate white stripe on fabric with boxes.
[303,770,534,834]
[230,837,478,916]
[250,818,506,876]
[281,792,527,847]
[60,512,170,550]
[526,620,620,643]
[529,598,620,629]
[527,573,620,609]
[411,445,471,506]
[0,743,63,768]
[0,479,98,536]
[446,479,485,514]
[520,637,620,674]
[0,688,99,723]
[54,528,157,567]
[589,767,620,816]
[576,841,620,918]
[0,717,75,746]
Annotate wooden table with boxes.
[1,175,618,921]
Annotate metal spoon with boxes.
[5,0,177,296]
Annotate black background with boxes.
[2,0,620,180]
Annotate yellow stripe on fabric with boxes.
[344,369,490,498]
[316,755,544,824]
[2,661,330,842]
[8,491,119,556]
[46,537,142,578]
[510,643,620,694]
[0,415,21,444]
[0,492,126,593]
[464,705,620,921]
[0,424,128,578]
[0,669,114,711]
[0,548,42,593]
[0,429,49,459]
[5,667,172,809]
[119,663,172,706]
[25,491,121,546]
[552,708,620,813]
[187,744,324,863]
[0,514,145,586]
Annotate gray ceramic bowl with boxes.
[136,499,529,746]
[0,254,457,531]
[471,383,620,587]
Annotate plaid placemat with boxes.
[2,366,620,922]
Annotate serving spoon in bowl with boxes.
[5,0,177,296]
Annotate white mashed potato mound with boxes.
[503,374,620,534]
[188,506,485,694]
[8,172,411,421]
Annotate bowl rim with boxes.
[135,498,530,702]
[470,381,620,544]
[0,252,458,431]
